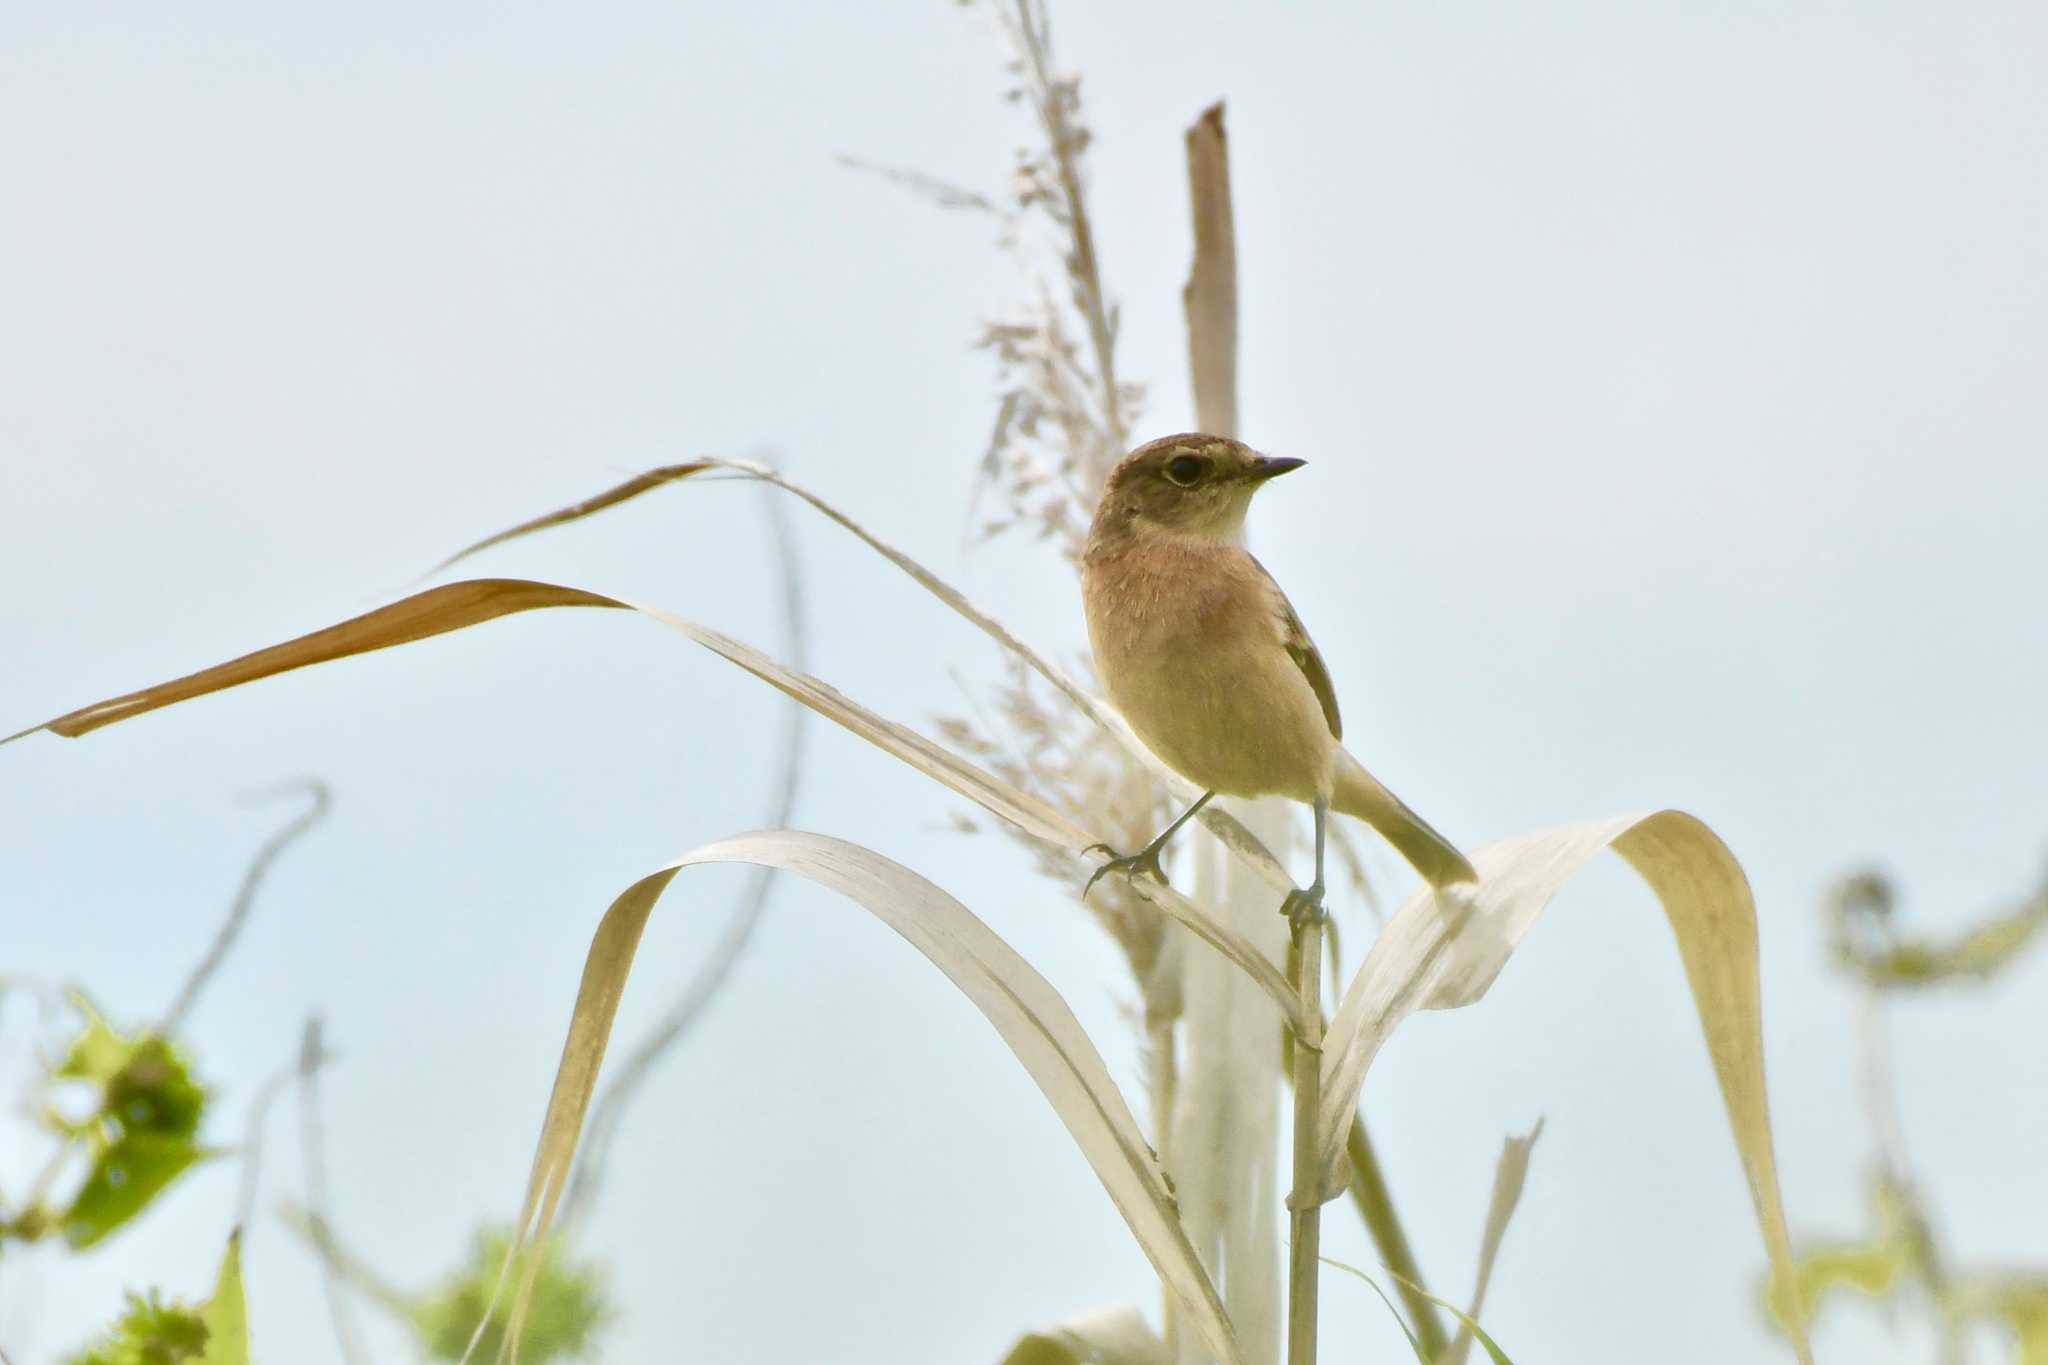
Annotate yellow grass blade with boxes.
[2,578,1295,1022]
[1313,811,1814,1364]
[502,832,1239,1365]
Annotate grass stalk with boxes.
[1286,918,1325,1365]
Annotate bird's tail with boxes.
[1331,748,1479,888]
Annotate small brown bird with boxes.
[1081,433,1477,926]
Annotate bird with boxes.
[1079,433,1477,928]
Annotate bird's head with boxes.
[1089,433,1305,546]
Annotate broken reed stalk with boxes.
[1286,918,1324,1365]
[1180,97,1287,1362]
[1189,96,1445,1362]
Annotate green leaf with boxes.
[54,994,133,1087]
[62,1292,208,1365]
[43,996,213,1246]
[104,1037,208,1140]
[410,1225,608,1363]
[197,1233,250,1365]
[61,1235,246,1365]
[63,1134,213,1249]
[51,997,209,1142]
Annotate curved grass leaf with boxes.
[499,831,1239,1365]
[1315,811,1813,1365]
[2,578,1296,1024]
[1320,1253,1522,1365]
[1317,1255,1430,1363]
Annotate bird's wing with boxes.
[1249,554,1342,741]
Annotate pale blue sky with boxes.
[4,3,2046,1362]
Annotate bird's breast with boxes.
[1081,536,1332,801]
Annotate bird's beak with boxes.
[1246,456,1307,482]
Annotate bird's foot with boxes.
[1280,879,1327,933]
[1082,841,1170,901]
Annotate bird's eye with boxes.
[1162,454,1207,487]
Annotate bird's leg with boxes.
[1084,791,1215,900]
[1280,797,1329,930]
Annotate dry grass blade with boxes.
[2,580,624,743]
[1313,811,1814,1365]
[429,458,1295,897]
[1,576,1295,1021]
[424,466,714,576]
[1442,1121,1543,1365]
[499,831,1241,1365]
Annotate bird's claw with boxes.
[1280,881,1327,933]
[1082,843,1170,901]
